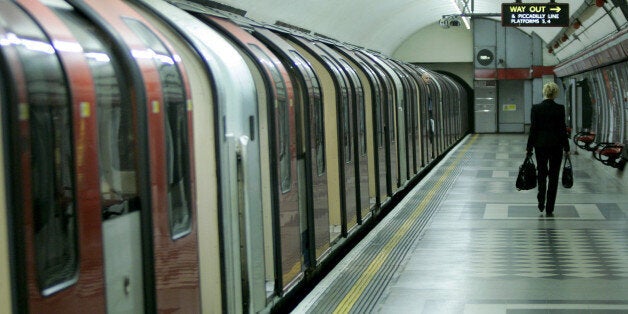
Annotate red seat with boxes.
[573,131,596,151]
[593,142,625,169]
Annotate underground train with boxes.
[555,28,627,170]
[0,0,470,313]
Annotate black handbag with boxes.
[562,155,573,188]
[516,154,537,191]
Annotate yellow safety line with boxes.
[333,134,478,314]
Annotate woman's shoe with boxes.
[538,203,545,212]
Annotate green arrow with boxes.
[550,6,561,13]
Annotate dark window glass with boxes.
[310,70,325,176]
[250,44,291,193]
[124,18,192,239]
[290,52,325,176]
[9,30,79,294]
[340,60,366,156]
[54,8,139,222]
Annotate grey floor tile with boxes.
[296,135,628,313]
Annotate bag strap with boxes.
[526,154,535,165]
[564,155,572,167]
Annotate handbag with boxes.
[562,155,573,188]
[516,154,537,191]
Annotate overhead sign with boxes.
[502,3,569,27]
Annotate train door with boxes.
[0,1,106,311]
[417,71,433,164]
[438,78,450,147]
[445,78,458,145]
[315,43,370,226]
[388,62,414,182]
[283,35,351,239]
[497,80,526,133]
[135,1,262,311]
[397,62,424,174]
[335,46,379,217]
[349,54,386,209]
[354,51,391,204]
[434,77,448,154]
[67,0,202,312]
[474,80,498,133]
[452,79,462,142]
[403,65,419,177]
[200,14,303,309]
[445,77,460,142]
[43,3,149,313]
[424,73,440,157]
[362,53,400,195]
[337,56,370,223]
[251,27,331,283]
[318,51,359,233]
[374,57,406,189]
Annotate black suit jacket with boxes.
[526,99,570,152]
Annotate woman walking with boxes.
[526,82,570,216]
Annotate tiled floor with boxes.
[294,134,628,314]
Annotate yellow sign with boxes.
[503,104,517,111]
[502,3,569,27]
[152,100,160,114]
[80,102,91,118]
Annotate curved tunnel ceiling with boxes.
[208,0,626,62]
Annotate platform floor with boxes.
[294,134,628,314]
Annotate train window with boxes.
[311,69,325,176]
[123,18,192,239]
[322,55,352,164]
[375,78,384,149]
[248,45,288,102]
[340,60,367,157]
[249,44,291,193]
[290,51,325,176]
[52,8,140,223]
[10,31,79,294]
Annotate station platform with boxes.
[294,133,628,313]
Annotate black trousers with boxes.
[534,146,563,212]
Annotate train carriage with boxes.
[0,0,474,312]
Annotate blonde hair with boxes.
[543,82,559,99]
